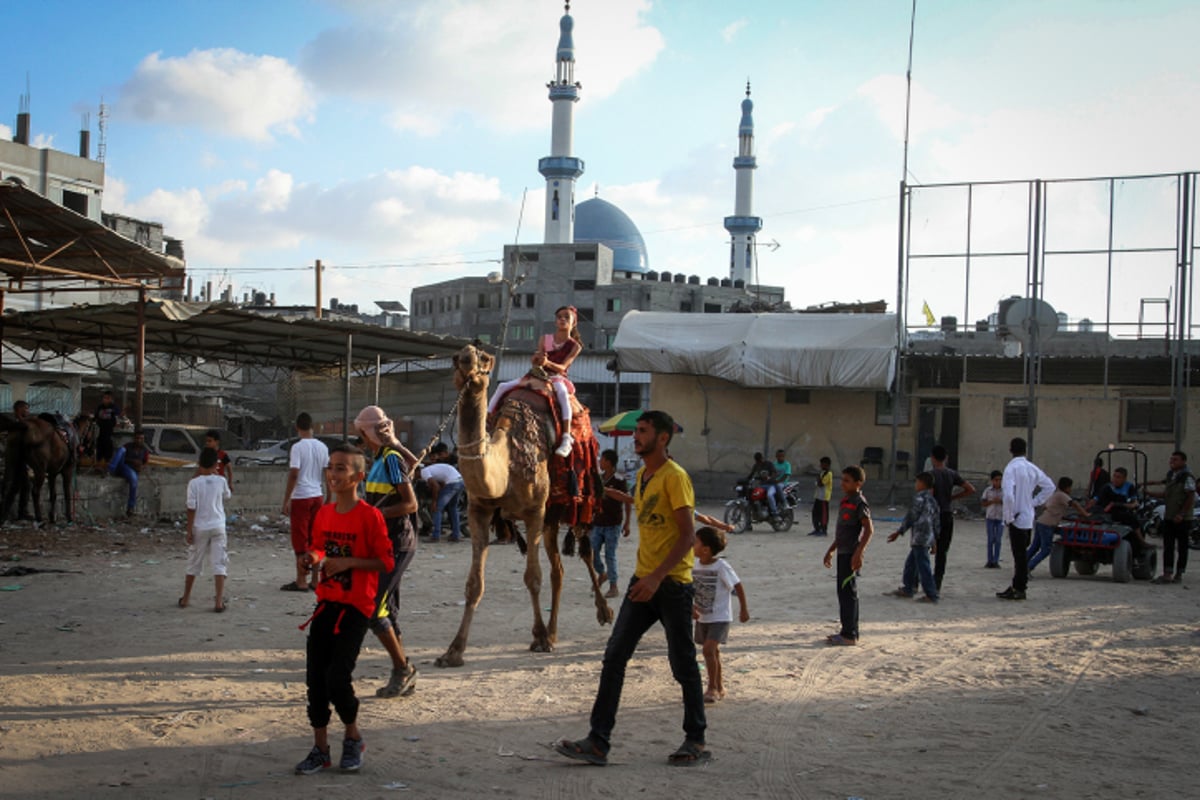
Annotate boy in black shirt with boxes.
[823,466,873,645]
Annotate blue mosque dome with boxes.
[574,197,649,272]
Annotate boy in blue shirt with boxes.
[885,472,941,602]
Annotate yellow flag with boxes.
[922,300,935,326]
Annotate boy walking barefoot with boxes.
[179,448,232,612]
[295,444,393,775]
[885,472,940,603]
[823,466,873,645]
[692,526,749,703]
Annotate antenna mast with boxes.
[97,99,109,164]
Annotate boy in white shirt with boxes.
[179,448,233,612]
[692,526,749,703]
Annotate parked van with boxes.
[113,425,256,466]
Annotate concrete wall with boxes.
[73,464,288,522]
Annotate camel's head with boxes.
[452,345,494,392]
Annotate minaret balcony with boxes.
[732,156,758,169]
[548,84,581,101]
[539,156,585,179]
[723,215,763,234]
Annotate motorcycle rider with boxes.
[745,452,779,519]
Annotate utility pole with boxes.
[314,259,323,320]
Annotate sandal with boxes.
[668,739,711,766]
[703,690,720,704]
[554,737,607,766]
[280,581,308,592]
[177,597,187,608]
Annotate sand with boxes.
[1,507,1198,800]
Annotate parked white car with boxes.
[114,424,256,466]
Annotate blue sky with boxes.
[4,0,1198,329]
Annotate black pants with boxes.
[812,500,829,533]
[306,602,369,729]
[934,512,955,590]
[1009,525,1031,592]
[836,553,859,640]
[1162,519,1191,575]
[588,576,706,753]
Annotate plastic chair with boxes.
[895,450,911,478]
[861,447,884,477]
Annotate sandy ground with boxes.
[1,505,1199,800]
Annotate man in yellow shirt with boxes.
[556,410,709,767]
[810,456,833,536]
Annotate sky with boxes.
[4,0,1198,332]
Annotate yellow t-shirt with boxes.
[633,459,696,584]
[816,469,833,502]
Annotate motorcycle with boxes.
[724,480,801,533]
[1145,500,1200,550]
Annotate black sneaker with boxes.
[996,587,1016,599]
[295,745,331,775]
[339,737,365,771]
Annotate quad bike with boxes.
[724,480,801,533]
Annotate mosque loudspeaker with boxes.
[1002,298,1059,344]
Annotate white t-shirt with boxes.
[693,559,740,624]
[289,437,329,500]
[187,474,231,531]
[421,462,463,484]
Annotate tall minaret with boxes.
[538,3,585,244]
[723,82,763,284]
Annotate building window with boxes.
[477,333,492,344]
[575,308,593,324]
[606,333,616,348]
[574,279,595,290]
[524,293,536,309]
[1003,398,1031,428]
[876,391,912,426]
[606,298,621,312]
[1123,398,1174,438]
[785,389,810,404]
[704,303,722,313]
[62,189,88,216]
[518,252,539,263]
[575,251,596,262]
[438,297,446,312]
[680,301,693,312]
[477,293,489,309]
[454,295,461,310]
[526,325,537,340]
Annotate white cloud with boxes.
[299,0,663,131]
[119,48,316,142]
[857,74,963,142]
[30,133,55,149]
[721,19,748,43]
[0,123,10,139]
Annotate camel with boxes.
[436,344,611,668]
[0,413,77,525]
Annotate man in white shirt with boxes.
[421,461,466,542]
[998,437,1055,600]
[281,412,329,591]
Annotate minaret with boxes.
[538,3,585,244]
[724,82,763,284]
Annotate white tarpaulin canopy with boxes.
[612,311,898,389]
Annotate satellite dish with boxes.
[1003,298,1058,343]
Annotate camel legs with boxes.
[573,528,615,625]
[436,501,494,668]
[29,470,45,524]
[521,509,556,653]
[540,522,566,647]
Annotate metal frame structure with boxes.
[891,171,1198,474]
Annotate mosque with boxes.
[408,3,786,414]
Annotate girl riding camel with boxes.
[487,305,582,458]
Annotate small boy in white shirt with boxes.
[980,470,1005,568]
[692,526,749,704]
[179,447,233,612]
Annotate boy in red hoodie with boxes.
[295,444,393,775]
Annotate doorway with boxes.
[917,399,960,469]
